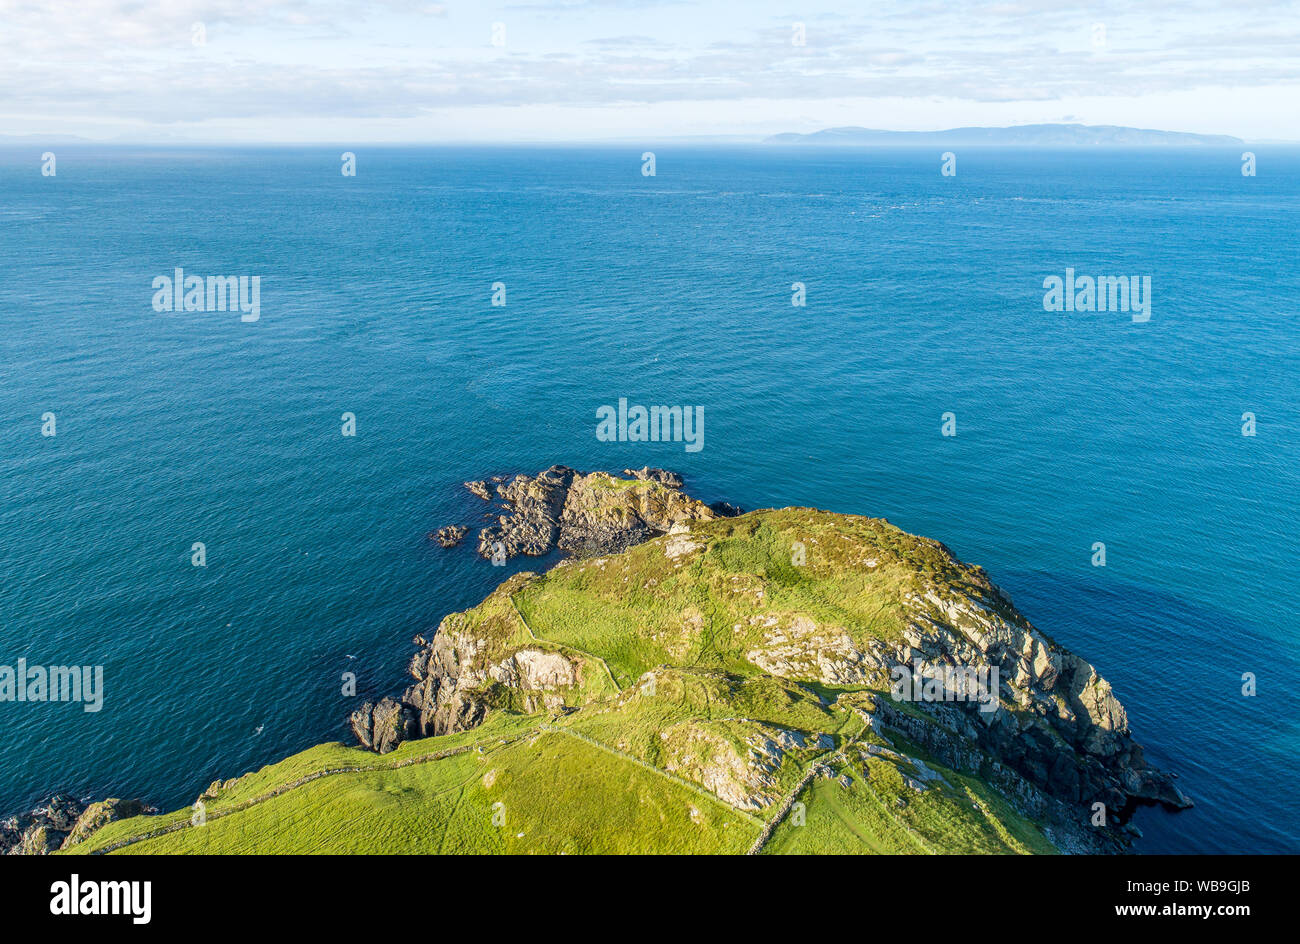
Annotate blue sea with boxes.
[1,145,1296,854]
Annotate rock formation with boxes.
[349,696,419,754]
[882,575,1192,817]
[463,480,494,501]
[430,525,469,548]
[466,465,734,561]
[1,794,152,855]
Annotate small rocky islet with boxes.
[438,465,740,561]
[7,467,1190,854]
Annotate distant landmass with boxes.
[765,123,1244,147]
[0,133,94,145]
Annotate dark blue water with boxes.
[1,146,1296,853]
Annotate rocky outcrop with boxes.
[490,649,576,691]
[60,798,148,849]
[467,465,727,561]
[1,794,81,855]
[746,613,880,686]
[622,467,684,488]
[732,529,1190,824]
[887,566,1191,819]
[663,721,830,811]
[349,696,419,754]
[1,793,153,854]
[463,480,494,501]
[352,605,582,754]
[364,483,1187,842]
[430,525,469,548]
[399,625,490,740]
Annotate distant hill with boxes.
[0,133,94,144]
[765,123,1243,147]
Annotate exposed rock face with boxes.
[399,626,490,739]
[349,696,418,754]
[722,526,1189,823]
[490,649,576,691]
[467,465,725,561]
[662,721,828,811]
[885,575,1193,817]
[356,551,626,752]
[667,725,774,810]
[746,613,878,686]
[373,614,578,751]
[60,798,147,849]
[1,794,153,854]
[200,777,239,801]
[464,481,493,501]
[430,525,469,548]
[739,562,1189,820]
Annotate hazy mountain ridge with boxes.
[765,123,1244,147]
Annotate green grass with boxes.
[512,511,938,688]
[762,742,1057,855]
[584,472,665,492]
[79,728,756,855]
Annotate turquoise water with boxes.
[1,145,1296,853]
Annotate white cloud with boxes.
[1,0,1296,141]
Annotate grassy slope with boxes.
[71,509,1057,855]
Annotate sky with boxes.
[2,0,1297,143]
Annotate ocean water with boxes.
[1,145,1296,854]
